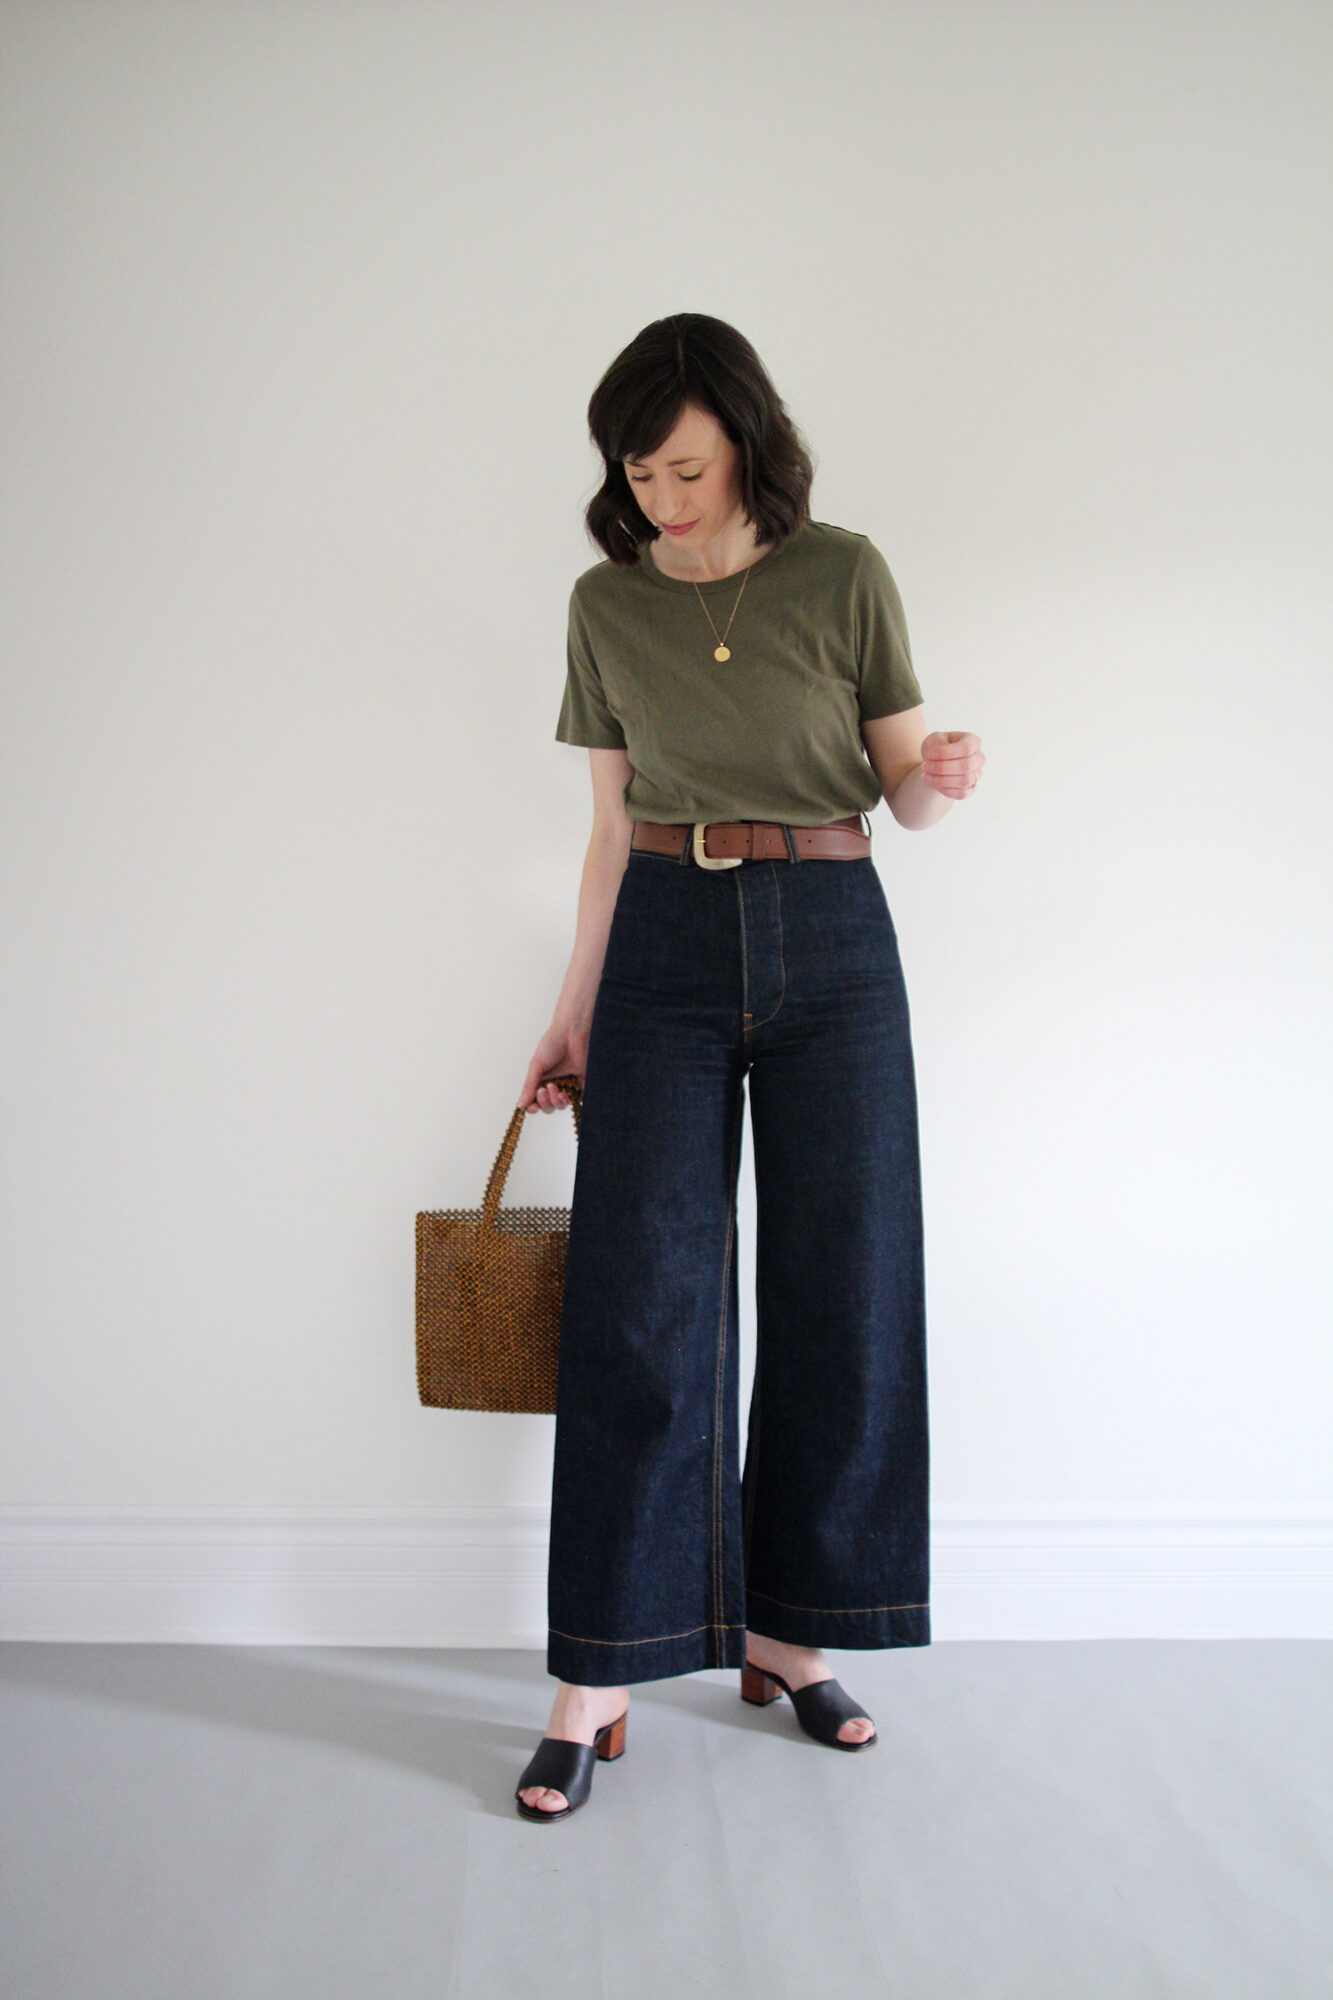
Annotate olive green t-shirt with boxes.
[554,518,923,825]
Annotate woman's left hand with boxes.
[921,730,985,799]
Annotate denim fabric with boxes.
[546,835,930,1687]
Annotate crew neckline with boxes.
[635,520,808,592]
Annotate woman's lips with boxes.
[662,520,698,535]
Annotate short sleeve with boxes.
[555,584,628,749]
[852,538,923,720]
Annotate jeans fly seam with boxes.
[734,871,750,1026]
[712,1077,745,1654]
[744,861,787,1031]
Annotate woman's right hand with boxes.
[517,1024,588,1115]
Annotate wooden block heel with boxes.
[740,1663,784,1706]
[596,1710,628,1760]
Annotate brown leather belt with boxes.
[630,813,871,868]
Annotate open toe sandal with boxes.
[514,1709,628,1822]
[741,1662,878,1750]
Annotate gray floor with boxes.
[1,1639,1329,1999]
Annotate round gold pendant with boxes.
[714,644,731,662]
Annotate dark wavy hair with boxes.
[583,313,816,567]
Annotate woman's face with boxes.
[623,402,746,545]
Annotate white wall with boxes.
[2,1,1329,1542]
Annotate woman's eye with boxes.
[628,471,703,484]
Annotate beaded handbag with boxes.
[415,1074,583,1413]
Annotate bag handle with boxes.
[480,1073,584,1228]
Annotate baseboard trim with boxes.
[1,1504,1329,1643]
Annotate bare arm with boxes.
[861,707,985,828]
[518,747,635,1113]
[861,706,950,830]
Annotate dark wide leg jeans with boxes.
[546,836,931,1687]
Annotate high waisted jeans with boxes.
[546,835,930,1687]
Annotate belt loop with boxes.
[677,821,692,864]
[782,823,801,864]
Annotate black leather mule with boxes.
[514,1709,628,1822]
[740,1662,878,1749]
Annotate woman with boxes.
[513,314,984,1822]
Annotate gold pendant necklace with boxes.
[692,559,753,662]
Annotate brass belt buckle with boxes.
[692,821,743,869]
